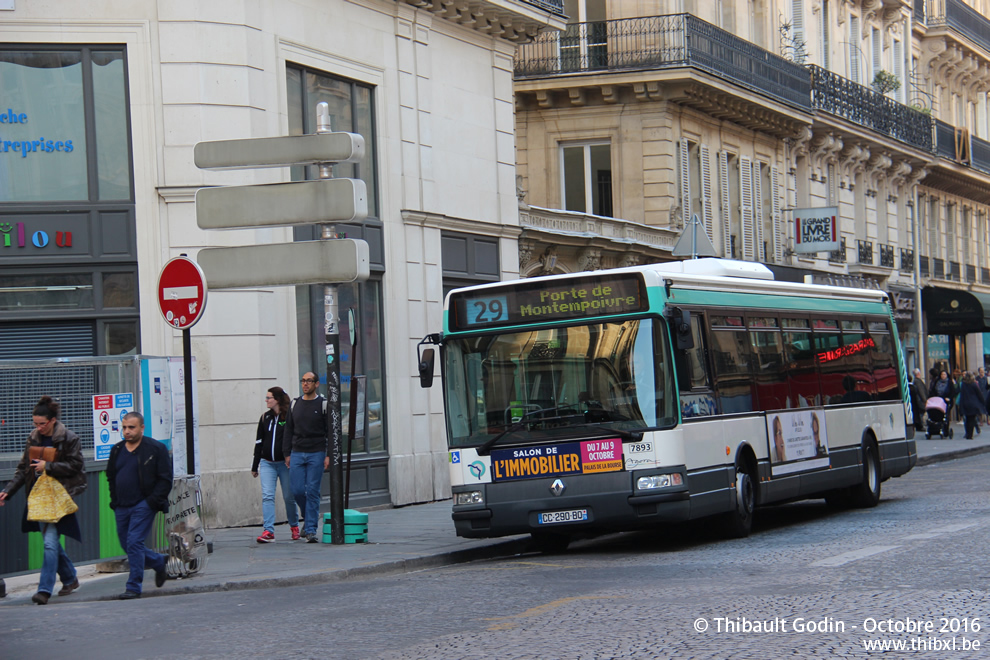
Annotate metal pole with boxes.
[912,182,925,372]
[345,308,358,510]
[318,102,345,545]
[182,328,195,475]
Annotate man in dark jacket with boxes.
[106,411,173,599]
[283,371,329,543]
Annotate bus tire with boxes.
[531,532,570,554]
[721,461,755,538]
[849,440,881,508]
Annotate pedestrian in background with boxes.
[284,371,329,543]
[959,372,984,440]
[930,370,956,422]
[252,386,300,543]
[0,396,86,605]
[977,367,988,428]
[107,411,173,599]
[910,368,928,432]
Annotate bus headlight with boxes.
[636,473,683,490]
[455,490,484,505]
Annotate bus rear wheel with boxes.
[721,462,755,538]
[849,441,881,508]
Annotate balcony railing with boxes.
[810,65,934,152]
[515,14,812,111]
[933,257,945,279]
[879,243,895,268]
[829,237,847,263]
[918,0,990,58]
[900,248,914,272]
[858,240,874,265]
[920,255,930,277]
[524,0,564,15]
[967,264,977,282]
[936,118,990,175]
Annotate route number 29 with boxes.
[469,295,509,325]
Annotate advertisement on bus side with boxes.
[768,410,830,476]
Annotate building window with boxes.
[442,232,500,296]
[0,48,132,202]
[561,143,612,217]
[285,63,386,464]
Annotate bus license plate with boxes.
[538,509,588,525]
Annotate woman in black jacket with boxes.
[0,396,87,604]
[959,372,984,439]
[252,386,299,543]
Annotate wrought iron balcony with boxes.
[950,261,961,281]
[829,237,847,263]
[524,0,564,14]
[879,243,895,268]
[514,13,812,111]
[920,255,930,277]
[809,65,934,152]
[900,248,914,272]
[983,266,990,283]
[858,240,874,265]
[967,264,977,282]
[935,118,990,175]
[933,257,945,279]
[917,0,990,58]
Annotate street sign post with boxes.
[196,240,370,289]
[156,256,206,475]
[194,107,370,544]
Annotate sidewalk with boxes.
[1,423,987,606]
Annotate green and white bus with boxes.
[417,259,917,548]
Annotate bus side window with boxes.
[749,324,786,411]
[710,320,754,414]
[869,322,901,401]
[782,325,820,408]
[676,315,717,418]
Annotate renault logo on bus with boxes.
[550,479,565,496]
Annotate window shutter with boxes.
[752,161,764,261]
[740,155,754,261]
[850,16,860,84]
[719,150,731,258]
[792,0,805,63]
[771,165,782,263]
[679,137,691,226]
[699,144,714,242]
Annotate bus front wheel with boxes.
[849,441,881,508]
[721,462,755,538]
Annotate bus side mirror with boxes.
[418,348,435,388]
[668,307,694,351]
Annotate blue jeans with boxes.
[290,451,323,535]
[260,459,298,532]
[38,522,76,596]
[114,500,167,594]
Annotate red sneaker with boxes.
[256,530,275,543]
[290,526,301,541]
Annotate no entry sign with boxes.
[158,256,207,329]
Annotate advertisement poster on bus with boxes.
[768,410,830,476]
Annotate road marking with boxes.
[485,596,619,631]
[811,545,901,567]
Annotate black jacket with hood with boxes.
[252,408,287,471]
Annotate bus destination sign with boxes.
[450,273,647,331]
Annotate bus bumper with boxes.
[451,468,690,538]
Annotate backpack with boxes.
[290,396,327,416]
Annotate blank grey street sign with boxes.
[197,239,370,289]
[194,132,365,170]
[196,178,368,229]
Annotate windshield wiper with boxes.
[476,407,581,456]
[476,406,644,455]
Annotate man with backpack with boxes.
[283,372,329,543]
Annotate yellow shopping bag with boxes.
[27,473,79,523]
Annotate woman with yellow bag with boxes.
[0,396,87,605]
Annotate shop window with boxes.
[0,47,131,202]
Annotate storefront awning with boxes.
[922,287,990,334]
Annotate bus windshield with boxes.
[443,318,676,448]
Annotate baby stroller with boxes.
[925,396,954,439]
